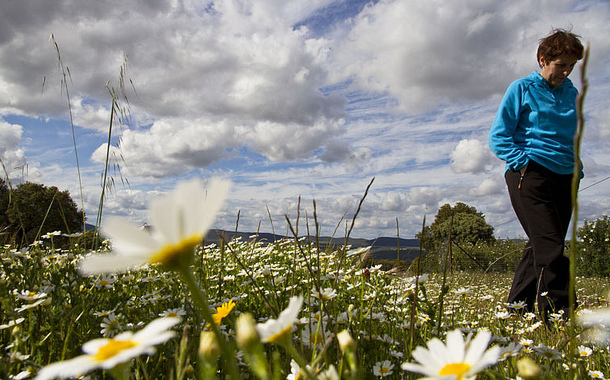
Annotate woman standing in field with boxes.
[488,29,584,321]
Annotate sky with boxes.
[1,0,610,240]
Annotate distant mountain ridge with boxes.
[204,229,422,262]
[204,229,420,248]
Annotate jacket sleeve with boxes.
[488,81,529,171]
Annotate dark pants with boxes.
[505,160,576,319]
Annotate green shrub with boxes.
[577,215,610,277]
[419,239,524,274]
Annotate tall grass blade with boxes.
[568,43,589,358]
[49,35,86,242]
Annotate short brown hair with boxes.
[537,28,584,66]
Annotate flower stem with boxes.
[109,363,130,380]
[180,266,241,379]
[281,342,317,380]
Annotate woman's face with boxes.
[539,54,578,89]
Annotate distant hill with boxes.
[204,229,422,262]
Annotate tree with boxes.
[4,182,84,245]
[0,178,10,231]
[577,216,610,277]
[418,202,495,252]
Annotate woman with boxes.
[489,29,584,320]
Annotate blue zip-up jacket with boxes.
[489,71,581,176]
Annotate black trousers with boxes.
[505,160,576,318]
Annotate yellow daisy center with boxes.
[95,339,138,361]
[166,312,178,318]
[268,325,293,344]
[310,332,325,345]
[439,362,471,379]
[150,235,201,269]
[379,367,390,374]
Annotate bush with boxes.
[417,202,495,254]
[577,215,610,277]
[419,239,524,274]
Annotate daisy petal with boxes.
[34,356,98,380]
[103,218,161,254]
[464,330,491,364]
[79,253,149,275]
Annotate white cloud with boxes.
[407,186,447,208]
[332,0,610,114]
[472,177,503,197]
[1,0,349,176]
[72,97,112,132]
[380,191,406,212]
[235,117,346,161]
[332,0,539,113]
[450,139,491,174]
[91,118,237,178]
[0,120,27,180]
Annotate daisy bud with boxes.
[337,330,356,352]
[236,313,260,350]
[199,331,219,362]
[236,313,270,380]
[517,357,542,380]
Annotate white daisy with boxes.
[41,231,62,239]
[15,290,47,301]
[256,295,303,344]
[498,342,521,361]
[286,359,316,380]
[159,307,187,319]
[15,299,47,313]
[373,360,394,377]
[311,287,337,301]
[578,345,593,357]
[100,313,123,338]
[318,365,340,380]
[401,329,500,380]
[0,318,25,330]
[79,179,230,274]
[34,317,180,380]
[589,370,606,379]
[301,320,331,351]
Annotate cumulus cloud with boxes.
[1,0,349,177]
[317,138,372,172]
[450,139,492,174]
[236,117,345,162]
[72,97,112,132]
[91,118,236,178]
[589,101,610,140]
[332,0,536,113]
[0,120,27,179]
[407,186,447,207]
[380,191,406,211]
[471,178,503,196]
[332,0,610,113]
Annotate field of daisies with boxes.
[2,178,610,380]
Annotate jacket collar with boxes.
[530,71,573,91]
